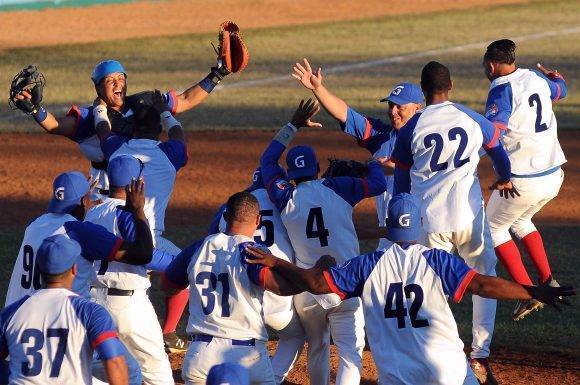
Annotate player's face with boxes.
[388,102,419,130]
[98,72,127,109]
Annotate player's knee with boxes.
[510,221,536,240]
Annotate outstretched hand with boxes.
[525,284,575,312]
[245,245,279,268]
[290,98,322,129]
[292,58,323,91]
[489,179,520,199]
[125,178,146,213]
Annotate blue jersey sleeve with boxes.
[324,251,383,299]
[101,134,128,160]
[208,204,227,235]
[0,296,30,357]
[422,249,477,302]
[239,242,268,288]
[69,296,123,359]
[145,248,176,272]
[64,221,123,262]
[322,160,387,206]
[341,107,393,154]
[453,103,501,150]
[485,83,513,131]
[261,140,294,212]
[534,70,567,102]
[159,140,188,171]
[164,239,204,288]
[391,113,419,168]
[66,105,97,143]
[115,208,136,242]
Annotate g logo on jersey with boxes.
[295,155,305,168]
[398,214,411,227]
[391,86,404,96]
[54,187,65,200]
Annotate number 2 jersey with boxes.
[485,68,567,176]
[0,288,123,385]
[323,242,476,385]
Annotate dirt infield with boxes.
[0,0,530,50]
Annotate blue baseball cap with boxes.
[380,82,424,105]
[107,155,143,188]
[207,363,249,385]
[386,193,421,243]
[48,171,90,214]
[286,145,318,180]
[37,234,81,275]
[91,60,126,85]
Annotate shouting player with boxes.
[482,39,568,321]
[260,100,387,385]
[292,58,423,247]
[243,193,575,385]
[391,61,515,383]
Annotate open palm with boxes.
[292,58,323,91]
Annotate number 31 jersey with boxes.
[323,243,477,385]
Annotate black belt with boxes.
[106,288,134,296]
[91,160,108,171]
[190,334,255,346]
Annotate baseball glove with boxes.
[214,21,249,75]
[322,158,368,178]
[9,65,45,114]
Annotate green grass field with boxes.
[0,0,579,357]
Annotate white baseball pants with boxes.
[486,169,564,246]
[182,338,275,385]
[426,206,497,359]
[268,309,305,385]
[91,288,175,385]
[293,293,365,385]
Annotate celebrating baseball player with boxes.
[208,167,305,385]
[260,99,387,385]
[243,193,575,385]
[292,58,423,247]
[391,61,515,383]
[0,235,130,385]
[482,39,569,321]
[162,191,284,384]
[85,155,175,385]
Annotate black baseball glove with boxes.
[9,65,45,114]
[322,158,368,178]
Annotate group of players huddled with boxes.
[0,38,575,385]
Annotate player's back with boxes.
[1,289,99,384]
[85,198,150,290]
[281,179,359,268]
[186,233,267,341]
[405,102,486,232]
[489,68,566,174]
[360,243,471,385]
[6,214,75,306]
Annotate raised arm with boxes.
[536,63,567,102]
[322,160,387,206]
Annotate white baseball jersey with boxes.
[164,233,268,341]
[85,198,150,290]
[5,214,123,305]
[391,102,501,233]
[0,288,123,385]
[324,243,477,385]
[485,68,567,176]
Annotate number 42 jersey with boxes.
[323,243,477,385]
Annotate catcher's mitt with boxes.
[322,158,368,179]
[9,65,45,114]
[214,21,249,74]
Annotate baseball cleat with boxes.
[512,299,544,321]
[469,358,498,385]
[164,332,189,353]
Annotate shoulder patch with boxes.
[276,180,291,190]
[486,103,498,118]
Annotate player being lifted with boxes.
[243,193,575,385]
[482,39,568,321]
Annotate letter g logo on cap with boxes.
[392,86,404,96]
[398,214,410,227]
[295,155,305,168]
[54,187,65,200]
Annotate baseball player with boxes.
[482,39,568,321]
[260,100,387,385]
[162,191,286,384]
[292,58,423,247]
[208,167,305,385]
[243,193,575,385]
[391,61,515,383]
[85,155,175,385]
[0,235,130,385]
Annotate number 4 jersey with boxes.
[323,242,477,385]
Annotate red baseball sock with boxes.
[521,231,552,284]
[162,288,189,335]
[494,240,533,285]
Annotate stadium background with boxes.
[0,0,578,383]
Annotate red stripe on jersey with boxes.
[362,119,373,141]
[65,105,82,139]
[168,90,179,115]
[492,121,507,131]
[91,331,118,348]
[483,125,501,150]
[322,270,346,300]
[453,269,477,303]
[107,238,124,262]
